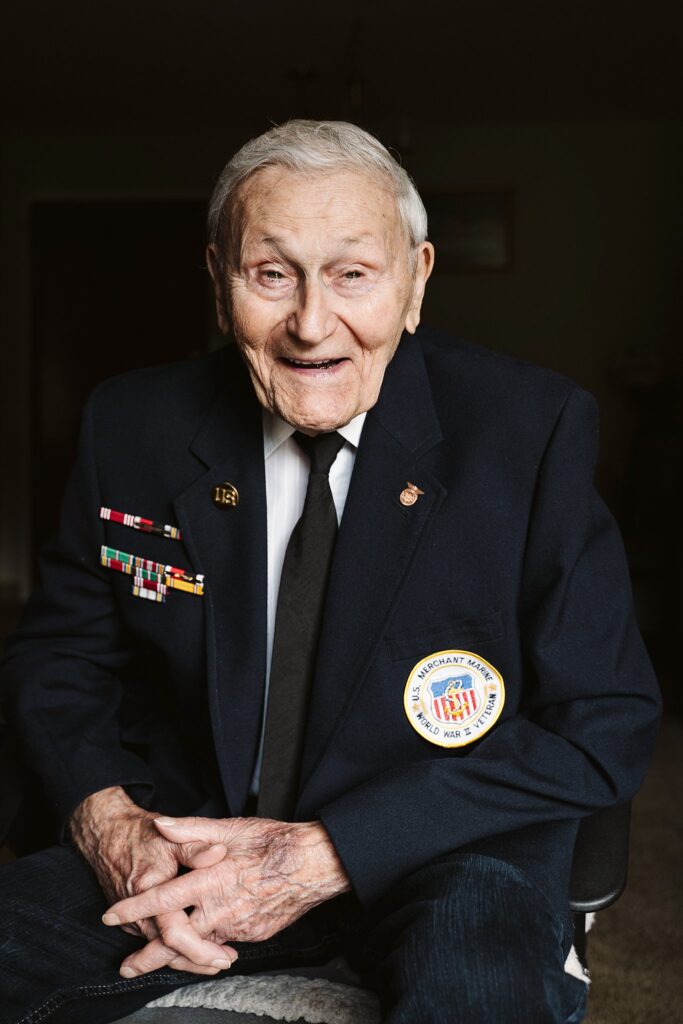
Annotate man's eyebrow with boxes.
[241,234,384,269]
[240,237,293,264]
[257,236,287,253]
[338,234,379,248]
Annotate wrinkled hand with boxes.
[70,787,237,975]
[102,814,351,978]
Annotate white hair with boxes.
[207,119,428,267]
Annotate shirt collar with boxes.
[263,409,367,460]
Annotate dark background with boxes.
[1,0,681,704]
[0,8,682,1015]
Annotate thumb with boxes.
[175,841,227,870]
[154,815,234,845]
[134,868,171,890]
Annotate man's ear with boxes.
[404,242,435,335]
[206,244,231,336]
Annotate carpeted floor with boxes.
[584,715,683,1023]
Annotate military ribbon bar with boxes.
[100,546,204,596]
[131,583,167,604]
[100,506,182,540]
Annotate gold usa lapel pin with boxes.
[211,482,239,508]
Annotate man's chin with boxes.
[276,402,360,435]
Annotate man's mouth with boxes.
[281,357,346,371]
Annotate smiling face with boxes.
[207,167,433,434]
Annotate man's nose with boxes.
[288,281,337,344]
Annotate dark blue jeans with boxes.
[0,845,587,1024]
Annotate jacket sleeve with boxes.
[0,390,155,835]
[319,386,662,906]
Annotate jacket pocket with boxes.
[386,610,503,662]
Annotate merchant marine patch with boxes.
[404,649,505,748]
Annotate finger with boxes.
[103,872,200,926]
[119,928,176,979]
[119,916,159,939]
[168,930,239,975]
[120,937,173,978]
[153,815,235,845]
[121,911,233,976]
[155,912,233,967]
[119,912,236,977]
[121,940,233,978]
[168,953,237,975]
[133,868,175,892]
[120,924,141,937]
[137,918,160,940]
[168,958,222,976]
[175,841,227,870]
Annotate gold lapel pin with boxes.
[211,482,240,508]
[400,481,425,507]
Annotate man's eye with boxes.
[344,270,363,280]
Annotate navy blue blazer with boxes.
[0,326,661,913]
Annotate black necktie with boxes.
[257,430,346,820]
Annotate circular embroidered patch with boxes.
[404,649,505,748]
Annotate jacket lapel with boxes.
[298,335,447,799]
[172,347,267,816]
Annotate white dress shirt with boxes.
[249,408,366,794]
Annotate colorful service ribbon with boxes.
[131,582,167,604]
[100,507,182,541]
[100,546,204,597]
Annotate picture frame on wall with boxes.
[424,190,514,272]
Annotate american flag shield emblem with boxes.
[429,673,479,722]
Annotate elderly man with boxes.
[0,120,660,1024]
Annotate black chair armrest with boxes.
[569,802,631,914]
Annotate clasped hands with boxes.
[70,786,350,979]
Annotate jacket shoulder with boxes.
[88,346,232,421]
[415,325,592,434]
[79,345,247,470]
[418,326,579,399]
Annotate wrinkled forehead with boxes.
[226,165,407,265]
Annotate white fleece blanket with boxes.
[148,972,381,1023]
[148,939,589,1023]
[148,946,589,1019]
